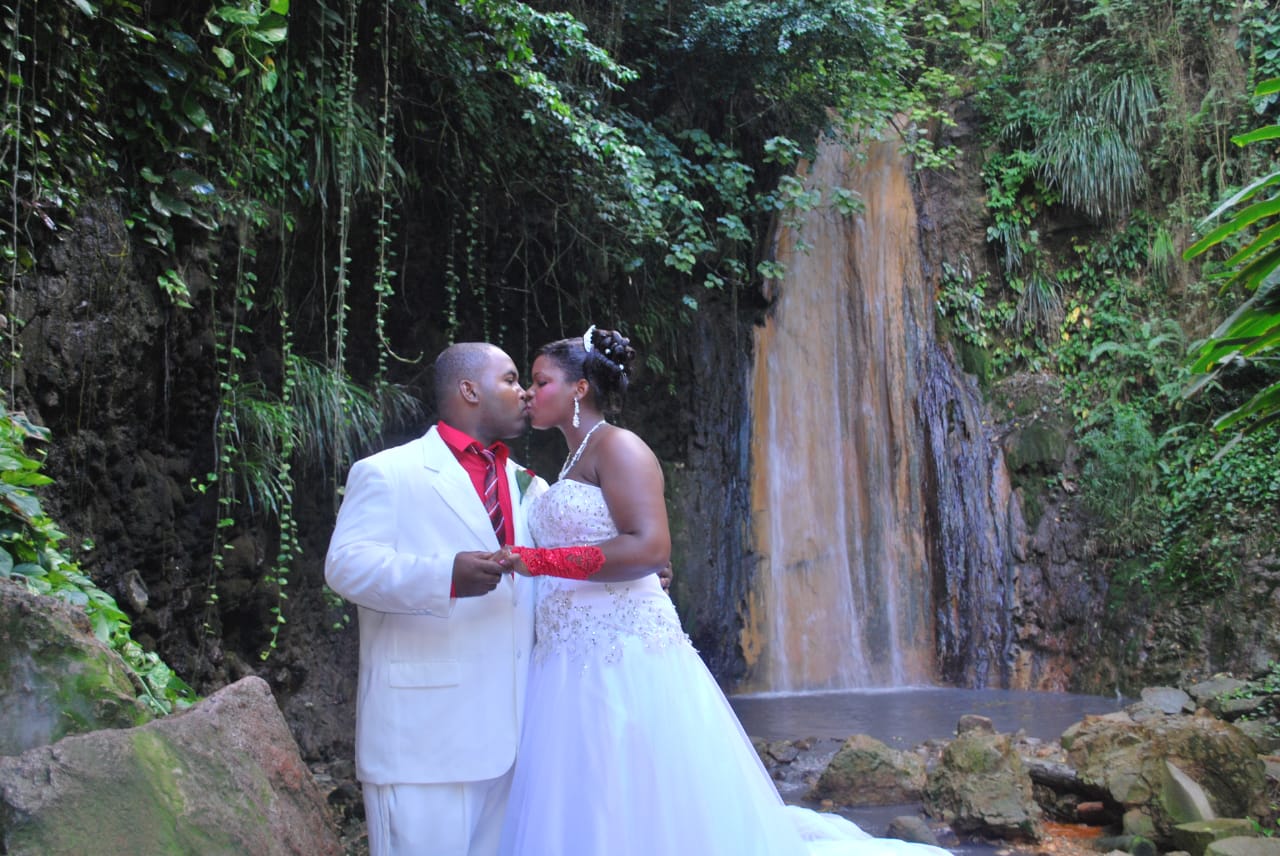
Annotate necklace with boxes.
[558,419,607,481]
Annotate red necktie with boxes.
[479,448,505,544]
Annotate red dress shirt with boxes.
[437,421,514,546]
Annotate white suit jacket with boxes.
[324,426,547,785]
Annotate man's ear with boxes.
[459,379,479,403]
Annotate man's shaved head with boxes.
[434,342,500,413]
[432,343,528,445]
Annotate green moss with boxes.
[2,731,237,853]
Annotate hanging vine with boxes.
[371,0,417,380]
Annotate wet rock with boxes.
[1214,695,1267,721]
[1232,720,1280,754]
[922,729,1043,841]
[809,734,926,806]
[1164,759,1217,823]
[0,578,151,756]
[122,568,150,613]
[1141,687,1194,715]
[887,815,940,846]
[1205,837,1280,856]
[1063,713,1265,846]
[957,714,997,735]
[0,676,341,855]
[1172,820,1259,856]
[1094,834,1157,856]
[1123,808,1157,839]
[1188,677,1249,708]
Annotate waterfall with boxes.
[741,129,1021,692]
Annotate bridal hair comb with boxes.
[582,324,596,353]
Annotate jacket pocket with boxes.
[389,660,461,687]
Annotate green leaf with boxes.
[3,471,54,487]
[113,20,158,43]
[212,46,235,68]
[89,611,112,642]
[70,0,97,15]
[0,548,12,577]
[1213,380,1280,431]
[170,169,216,195]
[150,190,194,219]
[215,7,264,25]
[249,27,288,45]
[182,97,214,135]
[1185,193,1280,259]
[0,487,42,522]
[1232,126,1280,146]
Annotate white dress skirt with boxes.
[498,479,951,856]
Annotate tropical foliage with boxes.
[1183,77,1280,433]
[940,0,1280,598]
[0,403,195,713]
[0,0,1276,678]
[0,0,976,672]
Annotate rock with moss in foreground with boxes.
[0,577,152,756]
[0,676,341,855]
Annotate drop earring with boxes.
[572,397,581,428]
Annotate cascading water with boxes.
[742,129,1021,693]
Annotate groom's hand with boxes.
[491,546,531,576]
[658,562,673,593]
[452,550,506,597]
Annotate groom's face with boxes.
[474,348,530,441]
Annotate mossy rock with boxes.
[1003,418,1070,477]
[0,578,151,756]
[1172,820,1258,856]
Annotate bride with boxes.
[497,326,951,856]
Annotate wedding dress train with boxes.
[498,479,951,856]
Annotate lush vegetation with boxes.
[0,403,194,713]
[0,0,1276,685]
[0,0,971,676]
[942,0,1280,599]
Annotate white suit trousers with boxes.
[363,767,514,856]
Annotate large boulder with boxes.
[808,734,926,806]
[0,676,341,855]
[0,577,151,756]
[922,729,1043,841]
[1206,838,1280,856]
[1173,819,1259,856]
[1062,711,1266,845]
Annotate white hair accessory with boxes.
[582,324,596,353]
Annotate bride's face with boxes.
[528,355,578,431]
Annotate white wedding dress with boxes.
[498,479,951,856]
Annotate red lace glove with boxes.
[510,546,605,580]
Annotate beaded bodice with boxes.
[527,479,690,665]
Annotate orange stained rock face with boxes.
[742,126,937,693]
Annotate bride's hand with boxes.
[490,546,531,576]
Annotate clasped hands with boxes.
[450,548,528,598]
[451,548,674,598]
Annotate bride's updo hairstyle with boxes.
[537,325,636,416]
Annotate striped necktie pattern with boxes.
[479,447,505,544]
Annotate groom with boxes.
[325,341,547,856]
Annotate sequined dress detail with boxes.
[526,478,689,666]
[498,479,953,856]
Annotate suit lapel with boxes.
[421,427,500,549]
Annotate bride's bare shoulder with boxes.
[595,425,661,478]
